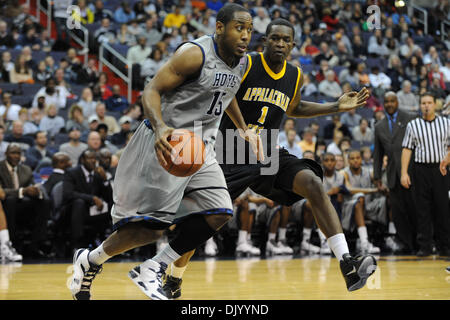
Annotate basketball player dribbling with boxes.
[69,3,263,300]
[162,19,377,299]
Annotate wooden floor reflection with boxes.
[1,255,449,300]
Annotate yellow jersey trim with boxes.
[241,54,252,83]
[259,52,286,80]
[292,67,302,101]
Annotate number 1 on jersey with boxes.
[257,106,269,124]
[207,91,227,116]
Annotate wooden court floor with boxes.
[1,255,449,300]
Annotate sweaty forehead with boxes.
[231,11,252,24]
[268,25,293,38]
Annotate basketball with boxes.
[161,129,205,177]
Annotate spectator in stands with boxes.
[397,80,419,114]
[66,104,89,133]
[0,20,15,49]
[43,152,72,197]
[269,0,289,18]
[127,35,152,65]
[39,105,65,138]
[0,124,7,160]
[20,108,40,136]
[429,77,447,101]
[53,0,71,47]
[300,73,317,97]
[1,51,14,82]
[92,0,114,22]
[139,18,162,47]
[24,131,55,171]
[35,60,52,83]
[440,58,450,82]
[0,91,21,122]
[18,26,41,51]
[77,58,100,87]
[164,5,187,29]
[111,116,133,147]
[326,128,343,156]
[335,40,352,67]
[105,85,129,114]
[98,147,115,187]
[405,55,422,87]
[9,53,33,84]
[94,17,117,45]
[400,36,420,60]
[97,72,113,101]
[312,22,332,47]
[369,66,392,98]
[368,33,389,58]
[335,153,345,171]
[4,120,33,150]
[341,150,382,254]
[280,128,303,159]
[76,88,96,119]
[314,42,339,67]
[207,0,224,13]
[428,63,446,90]
[340,108,362,130]
[86,130,102,153]
[140,48,165,79]
[361,146,373,171]
[297,127,316,153]
[0,143,52,258]
[59,127,88,167]
[72,0,94,25]
[352,118,374,144]
[32,78,67,111]
[423,46,442,67]
[44,55,57,74]
[117,23,136,46]
[386,54,405,92]
[122,103,142,131]
[278,118,299,147]
[62,148,112,252]
[324,114,351,140]
[114,2,136,24]
[96,123,118,155]
[253,7,271,35]
[95,102,120,135]
[352,34,367,60]
[319,70,343,99]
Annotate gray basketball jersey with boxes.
[323,171,344,192]
[343,167,372,189]
[161,35,247,163]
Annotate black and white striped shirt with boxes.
[402,116,450,163]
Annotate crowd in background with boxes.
[0,0,449,261]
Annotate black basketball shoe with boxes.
[162,275,183,299]
[340,253,377,291]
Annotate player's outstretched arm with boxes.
[286,73,369,118]
[142,43,204,166]
[225,97,265,161]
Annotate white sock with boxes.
[247,233,251,243]
[170,263,187,279]
[303,228,312,242]
[238,230,248,244]
[278,228,287,241]
[318,229,327,243]
[152,244,181,266]
[327,233,350,261]
[268,232,276,241]
[357,226,369,245]
[0,229,10,244]
[388,222,396,234]
[88,242,112,266]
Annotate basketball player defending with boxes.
[163,19,376,299]
[69,4,262,300]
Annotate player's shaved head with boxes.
[216,3,250,26]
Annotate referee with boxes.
[401,92,450,257]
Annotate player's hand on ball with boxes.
[338,87,370,111]
[239,128,265,162]
[155,125,175,167]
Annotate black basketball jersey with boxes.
[217,52,302,165]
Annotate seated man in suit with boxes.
[62,149,112,253]
[0,143,52,258]
[43,152,72,196]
